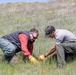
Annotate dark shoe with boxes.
[0,55,5,62]
[0,55,13,63]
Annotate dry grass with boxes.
[0,0,76,75]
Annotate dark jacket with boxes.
[2,30,34,53]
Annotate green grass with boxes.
[0,0,76,75]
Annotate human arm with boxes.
[38,44,56,61]
[44,44,56,57]
[18,34,38,63]
[28,44,33,54]
[18,33,31,56]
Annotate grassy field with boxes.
[0,0,76,75]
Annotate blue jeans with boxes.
[0,38,16,62]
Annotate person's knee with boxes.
[4,49,15,57]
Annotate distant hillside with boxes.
[0,0,76,36]
[0,0,76,16]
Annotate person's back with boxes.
[2,30,30,50]
[55,29,76,44]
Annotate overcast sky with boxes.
[0,0,50,4]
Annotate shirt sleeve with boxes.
[18,33,31,56]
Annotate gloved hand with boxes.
[28,55,38,64]
[38,55,45,61]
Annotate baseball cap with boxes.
[45,26,55,36]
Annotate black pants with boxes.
[56,42,76,67]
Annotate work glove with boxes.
[28,55,38,64]
[38,55,45,61]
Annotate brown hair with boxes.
[30,28,39,36]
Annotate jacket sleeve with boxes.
[18,33,32,57]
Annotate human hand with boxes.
[38,55,45,61]
[28,55,38,64]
